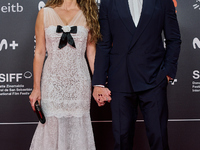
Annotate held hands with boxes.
[93,86,112,107]
[29,89,41,112]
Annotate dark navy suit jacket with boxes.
[92,0,181,92]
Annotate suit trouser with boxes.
[110,78,169,150]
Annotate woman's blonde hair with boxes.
[45,0,101,43]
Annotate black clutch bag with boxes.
[34,101,46,124]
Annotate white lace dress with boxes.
[30,7,95,150]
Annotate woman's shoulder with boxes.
[43,7,53,11]
[42,7,55,17]
[37,7,44,18]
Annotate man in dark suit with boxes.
[92,0,181,149]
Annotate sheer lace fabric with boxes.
[30,7,95,150]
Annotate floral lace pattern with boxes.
[42,25,91,118]
[30,7,95,150]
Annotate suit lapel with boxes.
[115,0,136,35]
[129,0,157,49]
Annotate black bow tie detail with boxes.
[56,25,77,49]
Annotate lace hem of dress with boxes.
[30,115,96,150]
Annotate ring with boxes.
[106,97,108,101]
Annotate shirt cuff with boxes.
[93,85,105,88]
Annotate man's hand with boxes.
[93,86,111,107]
[166,75,173,83]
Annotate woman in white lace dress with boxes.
[29,0,101,149]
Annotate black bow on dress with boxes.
[56,25,77,49]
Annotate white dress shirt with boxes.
[128,0,143,27]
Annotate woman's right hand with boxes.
[29,89,41,112]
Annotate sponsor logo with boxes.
[193,70,200,79]
[0,71,32,83]
[170,79,177,85]
[24,71,32,79]
[0,73,22,83]
[193,0,200,10]
[38,1,45,11]
[0,71,33,96]
[0,39,18,51]
[193,37,200,49]
[0,39,8,50]
[192,70,200,92]
[1,3,23,13]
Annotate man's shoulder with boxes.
[100,0,114,7]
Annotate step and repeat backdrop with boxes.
[0,0,200,150]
